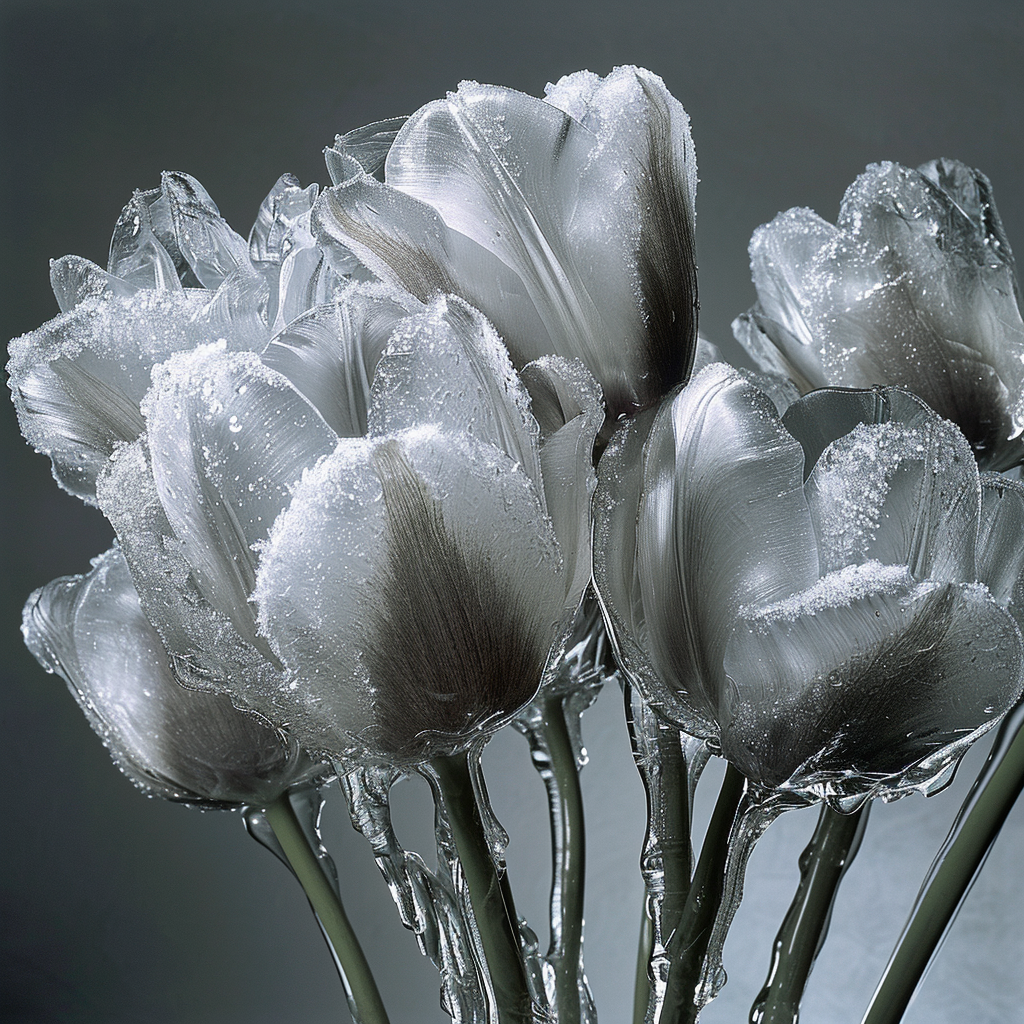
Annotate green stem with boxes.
[263,793,391,1024]
[535,695,586,1024]
[861,708,1024,1024]
[752,804,868,1024]
[660,764,747,1024]
[431,752,534,1024]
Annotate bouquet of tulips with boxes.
[10,66,1024,1024]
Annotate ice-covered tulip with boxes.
[23,547,315,807]
[7,169,342,503]
[594,363,1024,806]
[253,296,603,764]
[314,65,698,420]
[734,158,1024,469]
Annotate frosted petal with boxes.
[7,289,211,502]
[977,475,1024,617]
[544,66,698,399]
[255,428,563,763]
[325,116,408,182]
[805,414,980,581]
[143,344,336,645]
[50,255,139,313]
[368,294,543,496]
[723,578,1024,799]
[264,284,418,437]
[107,190,183,292]
[22,547,311,806]
[162,171,252,289]
[520,356,603,603]
[97,439,282,693]
[736,207,837,391]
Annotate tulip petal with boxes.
[313,165,551,352]
[520,355,603,603]
[255,427,563,762]
[22,547,308,806]
[782,385,933,480]
[143,344,336,645]
[325,116,408,182]
[50,255,140,313]
[628,365,819,733]
[97,439,283,690]
[805,414,979,581]
[593,406,658,693]
[386,72,695,414]
[7,289,211,502]
[723,575,1024,798]
[544,66,698,402]
[368,294,543,496]
[264,284,417,438]
[162,171,252,289]
[248,173,319,265]
[107,190,184,293]
[734,207,837,391]
[977,475,1024,615]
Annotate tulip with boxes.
[22,546,314,807]
[733,158,1024,469]
[594,363,1024,804]
[7,169,342,504]
[313,65,698,420]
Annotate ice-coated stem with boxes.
[625,683,708,1024]
[261,792,391,1024]
[633,904,655,1024]
[751,803,869,1024]
[659,764,746,1024]
[861,703,1024,1024]
[431,752,535,1024]
[524,694,587,1024]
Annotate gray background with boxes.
[2,2,1022,1022]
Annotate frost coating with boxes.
[734,158,1024,470]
